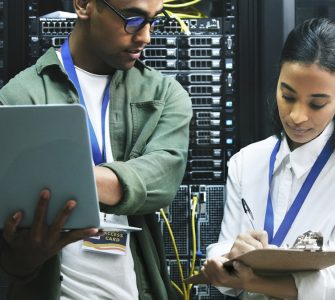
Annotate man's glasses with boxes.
[102,0,168,34]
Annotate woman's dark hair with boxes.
[272,18,335,136]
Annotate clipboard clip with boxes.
[291,230,323,251]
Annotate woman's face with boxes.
[276,62,335,149]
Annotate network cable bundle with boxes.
[25,1,238,299]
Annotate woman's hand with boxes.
[228,230,269,259]
[202,231,297,299]
[201,231,268,289]
[202,256,259,289]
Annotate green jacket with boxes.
[0,48,192,300]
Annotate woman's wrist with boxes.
[241,272,264,292]
[242,272,297,300]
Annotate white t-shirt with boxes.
[56,51,138,300]
[207,122,335,300]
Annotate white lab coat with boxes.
[207,122,335,300]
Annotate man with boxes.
[0,0,192,299]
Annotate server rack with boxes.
[0,6,10,297]
[1,1,333,299]
[142,4,238,298]
[0,0,8,89]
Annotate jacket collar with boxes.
[35,47,64,75]
[274,121,334,179]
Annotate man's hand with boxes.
[94,166,123,206]
[0,189,101,278]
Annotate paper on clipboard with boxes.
[184,248,335,284]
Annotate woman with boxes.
[203,18,335,300]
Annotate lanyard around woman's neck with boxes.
[61,38,110,165]
[264,133,335,246]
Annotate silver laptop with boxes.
[0,104,100,229]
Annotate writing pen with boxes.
[241,198,255,230]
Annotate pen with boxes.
[241,198,255,230]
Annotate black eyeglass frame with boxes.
[101,0,170,34]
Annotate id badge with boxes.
[83,231,128,255]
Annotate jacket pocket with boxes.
[130,100,164,157]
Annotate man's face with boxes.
[87,0,163,71]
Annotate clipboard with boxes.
[184,248,335,284]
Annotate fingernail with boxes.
[41,189,50,200]
[12,212,20,220]
[67,201,77,210]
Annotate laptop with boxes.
[0,104,100,229]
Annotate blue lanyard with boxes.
[264,133,335,246]
[61,38,110,165]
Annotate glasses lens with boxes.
[126,17,145,34]
[150,19,160,33]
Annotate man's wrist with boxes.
[0,244,39,280]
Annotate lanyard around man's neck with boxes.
[264,133,335,246]
[61,38,110,165]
